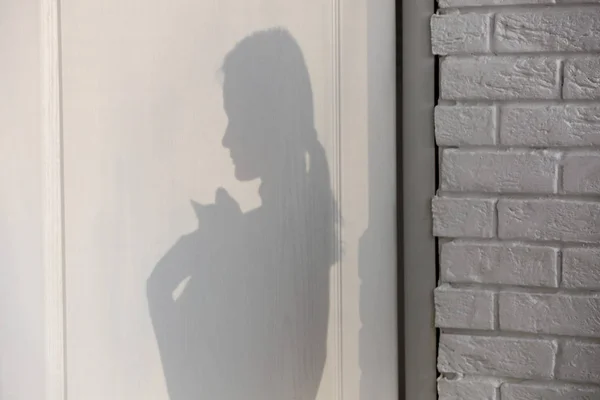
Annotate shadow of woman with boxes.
[147,28,338,400]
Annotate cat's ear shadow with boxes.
[189,188,242,227]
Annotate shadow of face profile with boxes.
[221,29,316,184]
[147,28,338,400]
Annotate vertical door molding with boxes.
[41,0,66,398]
[330,0,344,398]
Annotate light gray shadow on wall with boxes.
[146,28,338,400]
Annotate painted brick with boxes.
[438,376,500,400]
[563,247,600,289]
[433,197,496,238]
[441,241,558,287]
[441,57,560,100]
[501,105,600,147]
[432,2,600,397]
[501,383,600,400]
[495,9,600,53]
[435,284,496,330]
[435,106,496,146]
[563,152,600,194]
[557,341,600,383]
[441,149,559,193]
[431,14,490,55]
[438,334,556,379]
[498,199,600,243]
[499,292,600,337]
[564,58,600,99]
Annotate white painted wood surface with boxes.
[2,0,396,398]
[0,2,46,399]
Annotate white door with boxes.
[1,0,397,399]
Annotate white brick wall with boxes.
[432,0,600,397]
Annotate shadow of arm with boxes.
[146,234,198,325]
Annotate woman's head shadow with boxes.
[147,28,338,400]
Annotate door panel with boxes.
[3,0,397,398]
